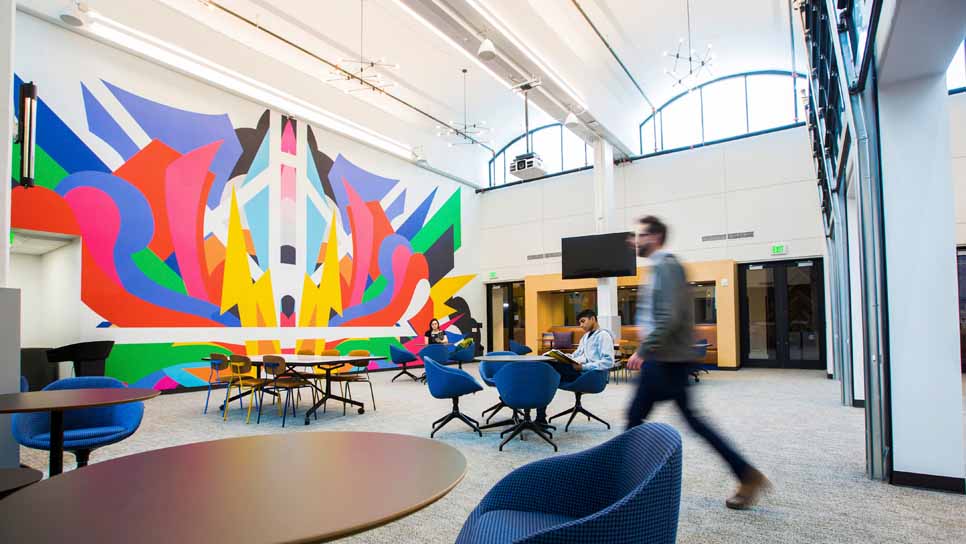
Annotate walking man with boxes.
[626,215,770,510]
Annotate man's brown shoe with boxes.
[726,468,771,510]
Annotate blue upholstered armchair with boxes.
[456,423,683,544]
[417,344,452,383]
[423,357,484,438]
[493,362,559,451]
[450,344,476,370]
[508,340,532,355]
[549,369,611,432]
[390,345,420,382]
[12,377,146,468]
[479,352,517,424]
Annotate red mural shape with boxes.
[10,186,80,235]
[113,140,181,259]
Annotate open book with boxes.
[543,349,582,369]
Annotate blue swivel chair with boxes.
[12,377,146,469]
[479,351,516,424]
[390,345,420,382]
[493,362,560,451]
[423,357,484,437]
[549,370,611,432]
[690,339,711,383]
[455,423,683,544]
[418,344,452,383]
[508,340,532,355]
[450,343,476,370]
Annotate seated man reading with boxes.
[538,309,614,422]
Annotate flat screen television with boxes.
[561,232,636,279]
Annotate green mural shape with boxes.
[11,142,70,190]
[362,276,388,303]
[411,189,461,253]
[132,248,187,295]
[106,343,232,385]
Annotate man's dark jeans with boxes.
[627,361,751,479]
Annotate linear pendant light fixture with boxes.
[82,10,415,160]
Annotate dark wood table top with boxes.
[474,355,555,362]
[0,467,43,496]
[0,388,160,414]
[0,432,466,543]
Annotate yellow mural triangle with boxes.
[430,274,476,319]
[319,217,343,320]
[220,187,252,314]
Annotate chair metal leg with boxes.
[282,389,291,428]
[204,383,213,414]
[74,449,91,468]
[431,398,481,437]
[498,424,526,451]
[367,380,377,411]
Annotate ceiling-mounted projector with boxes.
[478,39,497,61]
[509,152,546,180]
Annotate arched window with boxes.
[639,70,807,156]
[488,123,594,186]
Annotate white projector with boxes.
[509,152,546,180]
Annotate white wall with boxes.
[480,125,825,281]
[8,254,45,348]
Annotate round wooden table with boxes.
[0,388,160,476]
[0,467,43,499]
[0,432,465,543]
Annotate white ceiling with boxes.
[11,230,76,256]
[16,0,807,177]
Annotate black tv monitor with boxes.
[561,232,636,279]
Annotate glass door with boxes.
[740,259,826,369]
[486,282,526,353]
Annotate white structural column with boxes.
[846,194,864,404]
[593,138,620,336]
[876,0,966,488]
[0,0,13,286]
[0,0,19,468]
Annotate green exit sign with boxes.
[488,271,497,280]
[771,244,788,256]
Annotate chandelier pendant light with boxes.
[663,0,714,91]
[437,68,490,146]
[327,0,397,93]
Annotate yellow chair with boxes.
[328,349,376,415]
[224,355,269,423]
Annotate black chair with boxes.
[46,341,115,377]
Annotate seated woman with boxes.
[425,318,448,345]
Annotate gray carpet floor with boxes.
[19,367,966,543]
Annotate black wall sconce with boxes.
[18,81,37,189]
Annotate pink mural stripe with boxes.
[64,186,122,286]
[155,376,180,390]
[345,179,374,306]
[281,119,296,155]
[280,164,296,202]
[165,141,223,301]
[390,244,412,296]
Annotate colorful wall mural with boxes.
[10,74,480,391]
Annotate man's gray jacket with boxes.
[635,250,697,362]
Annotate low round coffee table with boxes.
[0,432,466,543]
[0,388,160,476]
[0,467,43,499]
